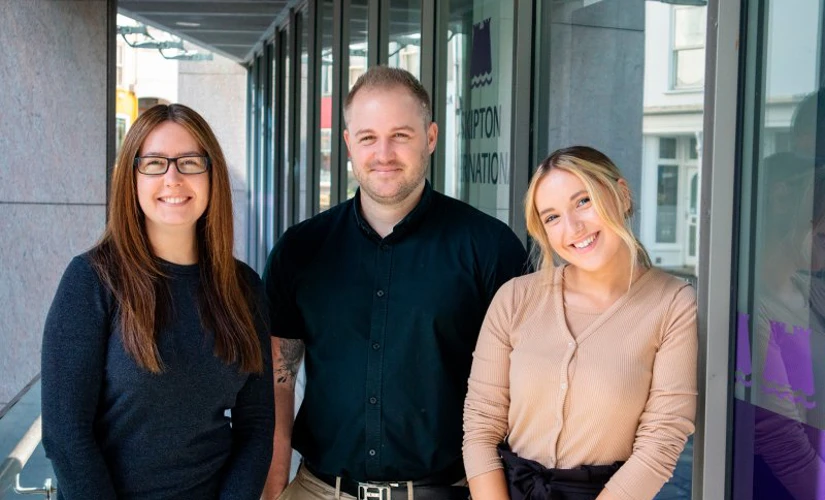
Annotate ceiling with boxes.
[118,0,290,64]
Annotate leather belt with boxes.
[303,461,469,500]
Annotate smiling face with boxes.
[534,168,630,274]
[343,86,437,206]
[136,121,210,241]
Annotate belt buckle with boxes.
[357,483,392,500]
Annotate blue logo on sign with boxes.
[470,18,493,89]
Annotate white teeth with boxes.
[573,234,596,249]
[160,197,187,204]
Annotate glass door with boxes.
[731,1,825,498]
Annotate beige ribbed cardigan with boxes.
[463,266,697,500]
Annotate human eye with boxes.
[178,156,200,167]
[543,213,558,224]
[576,196,591,208]
[393,132,411,141]
[179,156,207,173]
[139,157,166,174]
[359,135,376,144]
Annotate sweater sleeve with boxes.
[219,270,276,499]
[463,279,517,479]
[605,284,698,500]
[40,255,118,500]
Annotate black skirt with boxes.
[497,442,624,500]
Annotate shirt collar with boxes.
[353,181,435,242]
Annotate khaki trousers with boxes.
[277,463,468,500]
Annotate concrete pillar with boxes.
[0,0,113,404]
[541,0,645,230]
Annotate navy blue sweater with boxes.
[41,253,274,500]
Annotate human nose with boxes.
[164,159,184,186]
[374,138,396,163]
[563,211,583,235]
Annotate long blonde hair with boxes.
[524,145,652,280]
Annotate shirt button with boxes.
[372,343,381,350]
[381,244,390,251]
[369,449,376,456]
[369,397,378,404]
[376,290,385,297]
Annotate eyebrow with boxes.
[354,126,416,136]
[538,190,589,215]
[140,151,202,157]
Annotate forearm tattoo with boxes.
[274,338,304,387]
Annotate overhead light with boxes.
[175,21,201,28]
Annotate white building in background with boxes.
[641,1,819,274]
[641,2,706,272]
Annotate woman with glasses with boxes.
[463,146,697,500]
[41,104,274,499]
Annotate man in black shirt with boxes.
[263,66,527,500]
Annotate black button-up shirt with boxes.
[264,182,528,481]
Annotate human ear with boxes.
[617,178,632,216]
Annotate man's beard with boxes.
[356,151,430,206]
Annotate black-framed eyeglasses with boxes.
[133,155,211,175]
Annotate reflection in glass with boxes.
[346,0,369,200]
[388,0,421,79]
[732,2,825,498]
[443,0,513,223]
[319,0,333,212]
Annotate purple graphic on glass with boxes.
[736,312,753,386]
[762,320,816,409]
[470,18,493,89]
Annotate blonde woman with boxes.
[463,146,697,500]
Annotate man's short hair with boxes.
[344,66,432,127]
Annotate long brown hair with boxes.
[524,145,652,280]
[92,104,263,374]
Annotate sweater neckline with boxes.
[553,265,657,345]
[157,258,200,277]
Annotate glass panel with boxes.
[689,172,698,213]
[347,0,369,200]
[675,48,705,89]
[673,7,705,48]
[530,2,706,491]
[442,0,514,224]
[319,0,333,212]
[731,1,825,499]
[282,28,291,232]
[660,137,677,159]
[387,0,421,79]
[297,11,309,222]
[656,165,679,244]
[256,53,267,270]
[689,136,698,159]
